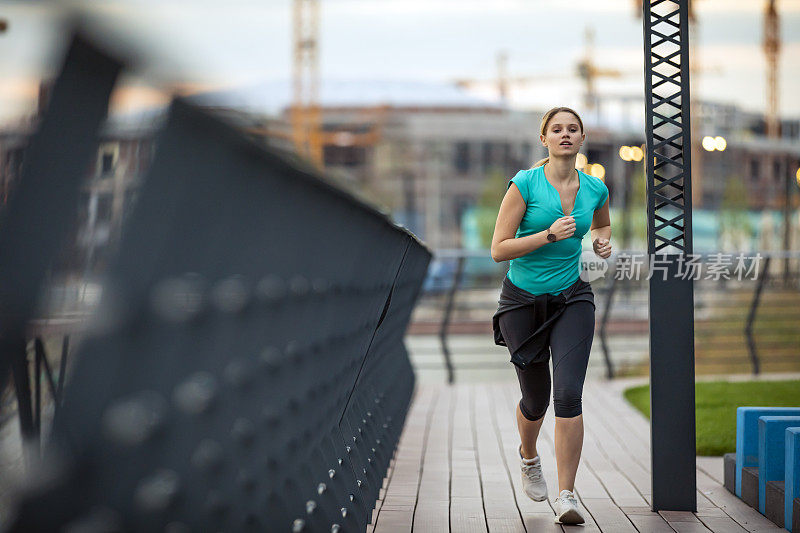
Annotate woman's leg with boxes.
[514,361,550,459]
[549,300,595,493]
[498,305,552,460]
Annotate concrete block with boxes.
[758,416,800,514]
[765,480,784,527]
[794,498,799,532]
[742,466,759,509]
[786,428,800,532]
[724,452,736,494]
[736,407,800,497]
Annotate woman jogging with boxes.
[490,106,612,525]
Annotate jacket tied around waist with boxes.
[492,274,595,370]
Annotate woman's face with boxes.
[540,111,585,157]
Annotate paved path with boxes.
[367,379,784,532]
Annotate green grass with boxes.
[623,380,800,456]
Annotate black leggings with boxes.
[502,300,595,419]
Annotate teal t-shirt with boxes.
[506,165,609,295]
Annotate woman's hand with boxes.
[549,216,575,241]
[593,237,612,259]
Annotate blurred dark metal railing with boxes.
[0,34,121,471]
[1,31,431,533]
[410,248,800,382]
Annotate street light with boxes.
[587,163,606,180]
[576,153,588,170]
[796,167,800,189]
[619,146,633,161]
[702,135,726,152]
[630,146,644,161]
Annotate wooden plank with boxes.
[373,509,413,532]
[625,514,676,533]
[658,511,712,532]
[696,456,724,486]
[374,385,437,532]
[660,510,705,522]
[518,514,565,533]
[414,383,451,531]
[367,459,394,533]
[696,515,749,533]
[586,383,721,514]
[486,518,527,533]
[621,506,675,533]
[693,507,727,518]
[694,468,785,532]
[579,498,639,532]
[413,501,449,532]
[474,384,525,533]
[451,383,488,532]
[580,389,653,506]
[567,382,673,531]
[451,496,489,533]
[490,383,566,533]
[416,385,451,500]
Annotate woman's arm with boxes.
[590,196,612,258]
[490,183,552,262]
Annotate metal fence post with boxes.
[439,255,464,384]
[745,256,771,375]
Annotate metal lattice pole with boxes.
[643,0,697,511]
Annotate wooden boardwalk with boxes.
[367,379,784,532]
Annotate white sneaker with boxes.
[553,489,585,524]
[519,445,547,501]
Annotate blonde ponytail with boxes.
[532,157,549,168]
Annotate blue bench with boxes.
[736,407,800,497]
[758,416,800,520]
[787,428,800,532]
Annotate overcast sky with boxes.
[1,0,799,124]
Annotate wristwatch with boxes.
[546,228,557,242]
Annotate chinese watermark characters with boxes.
[580,252,763,282]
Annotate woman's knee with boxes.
[519,398,548,421]
[553,387,582,418]
[516,361,550,421]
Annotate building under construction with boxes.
[1,79,799,274]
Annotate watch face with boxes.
[547,232,556,242]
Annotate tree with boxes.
[474,168,509,248]
[718,174,752,251]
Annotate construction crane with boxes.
[455,27,638,118]
[576,27,629,113]
[290,0,389,171]
[452,50,570,105]
[764,0,780,138]
[763,0,789,283]
[291,0,323,168]
[454,42,627,109]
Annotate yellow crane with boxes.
[291,0,323,168]
[452,50,570,105]
[454,36,632,111]
[764,0,780,138]
[576,27,629,112]
[290,0,388,170]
